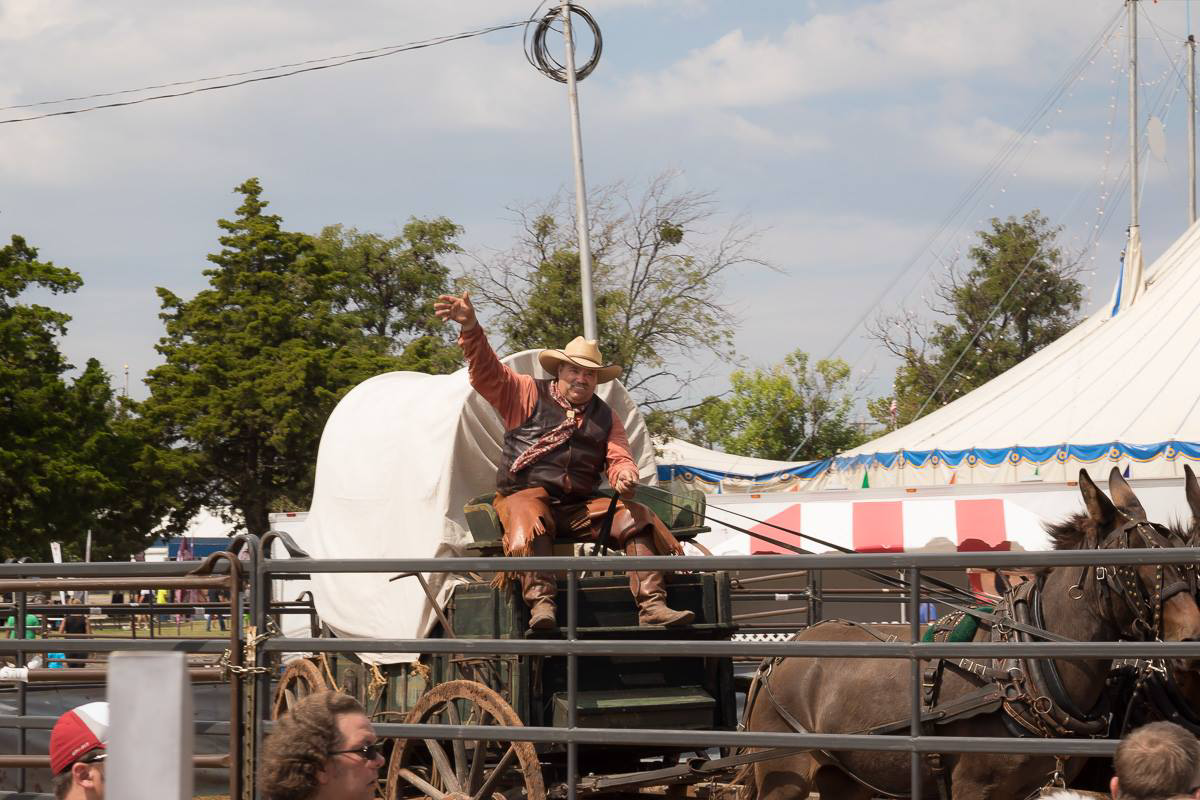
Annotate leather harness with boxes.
[743,518,1191,800]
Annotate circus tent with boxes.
[661,219,1200,495]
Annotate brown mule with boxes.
[741,468,1200,800]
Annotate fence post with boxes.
[15,588,28,792]
[909,567,922,800]
[107,651,194,800]
[567,567,579,800]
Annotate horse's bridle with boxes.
[1071,517,1193,641]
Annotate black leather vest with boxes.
[497,379,613,500]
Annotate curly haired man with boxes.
[259,691,384,800]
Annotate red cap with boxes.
[49,702,108,774]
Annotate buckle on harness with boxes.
[1096,566,1108,581]
[958,658,987,678]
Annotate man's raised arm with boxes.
[435,291,536,428]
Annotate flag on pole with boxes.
[861,471,870,489]
[888,398,898,429]
[1123,464,1131,479]
[949,472,957,485]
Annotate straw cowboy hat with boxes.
[538,337,622,383]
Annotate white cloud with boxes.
[623,0,1118,113]
[929,118,1103,185]
[717,111,828,154]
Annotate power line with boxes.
[0,20,526,125]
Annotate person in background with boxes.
[4,609,40,639]
[154,587,168,633]
[205,587,227,632]
[1110,721,1200,799]
[46,597,65,632]
[259,691,384,800]
[59,597,90,668]
[49,701,107,800]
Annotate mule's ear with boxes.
[1080,469,1117,528]
[1186,464,1200,526]
[1108,466,1147,521]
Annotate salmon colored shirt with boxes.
[459,324,638,488]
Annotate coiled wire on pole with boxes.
[524,3,602,83]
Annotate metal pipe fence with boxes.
[4,541,1200,800]
[0,557,243,797]
[254,544,1200,800]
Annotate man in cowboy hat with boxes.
[435,291,694,630]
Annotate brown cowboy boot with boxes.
[625,532,694,627]
[521,534,557,630]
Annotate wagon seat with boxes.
[461,484,709,556]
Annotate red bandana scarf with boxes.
[510,380,585,474]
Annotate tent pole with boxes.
[1129,0,1140,228]
[1189,34,1196,225]
[1130,0,1140,230]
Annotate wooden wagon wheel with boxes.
[271,657,332,719]
[386,679,545,800]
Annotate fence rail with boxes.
[3,540,1200,800]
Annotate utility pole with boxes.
[123,364,129,398]
[1129,0,1140,229]
[1189,34,1196,225]
[561,2,598,340]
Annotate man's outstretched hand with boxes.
[434,292,478,331]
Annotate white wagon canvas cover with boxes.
[303,348,656,665]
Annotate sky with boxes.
[2,0,1197,413]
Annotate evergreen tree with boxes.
[142,179,400,535]
[0,236,166,559]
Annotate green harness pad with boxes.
[921,607,993,643]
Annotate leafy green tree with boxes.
[649,349,866,461]
[869,211,1082,426]
[142,179,401,536]
[465,170,770,407]
[0,237,168,559]
[317,219,462,372]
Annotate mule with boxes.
[1110,463,1200,735]
[741,468,1200,800]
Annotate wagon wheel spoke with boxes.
[466,736,489,795]
[463,706,492,794]
[388,680,544,800]
[470,744,517,800]
[445,701,470,788]
[423,735,463,794]
[396,767,448,800]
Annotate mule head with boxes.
[1074,470,1200,666]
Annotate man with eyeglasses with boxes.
[48,701,107,800]
[1110,721,1200,800]
[259,690,385,800]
